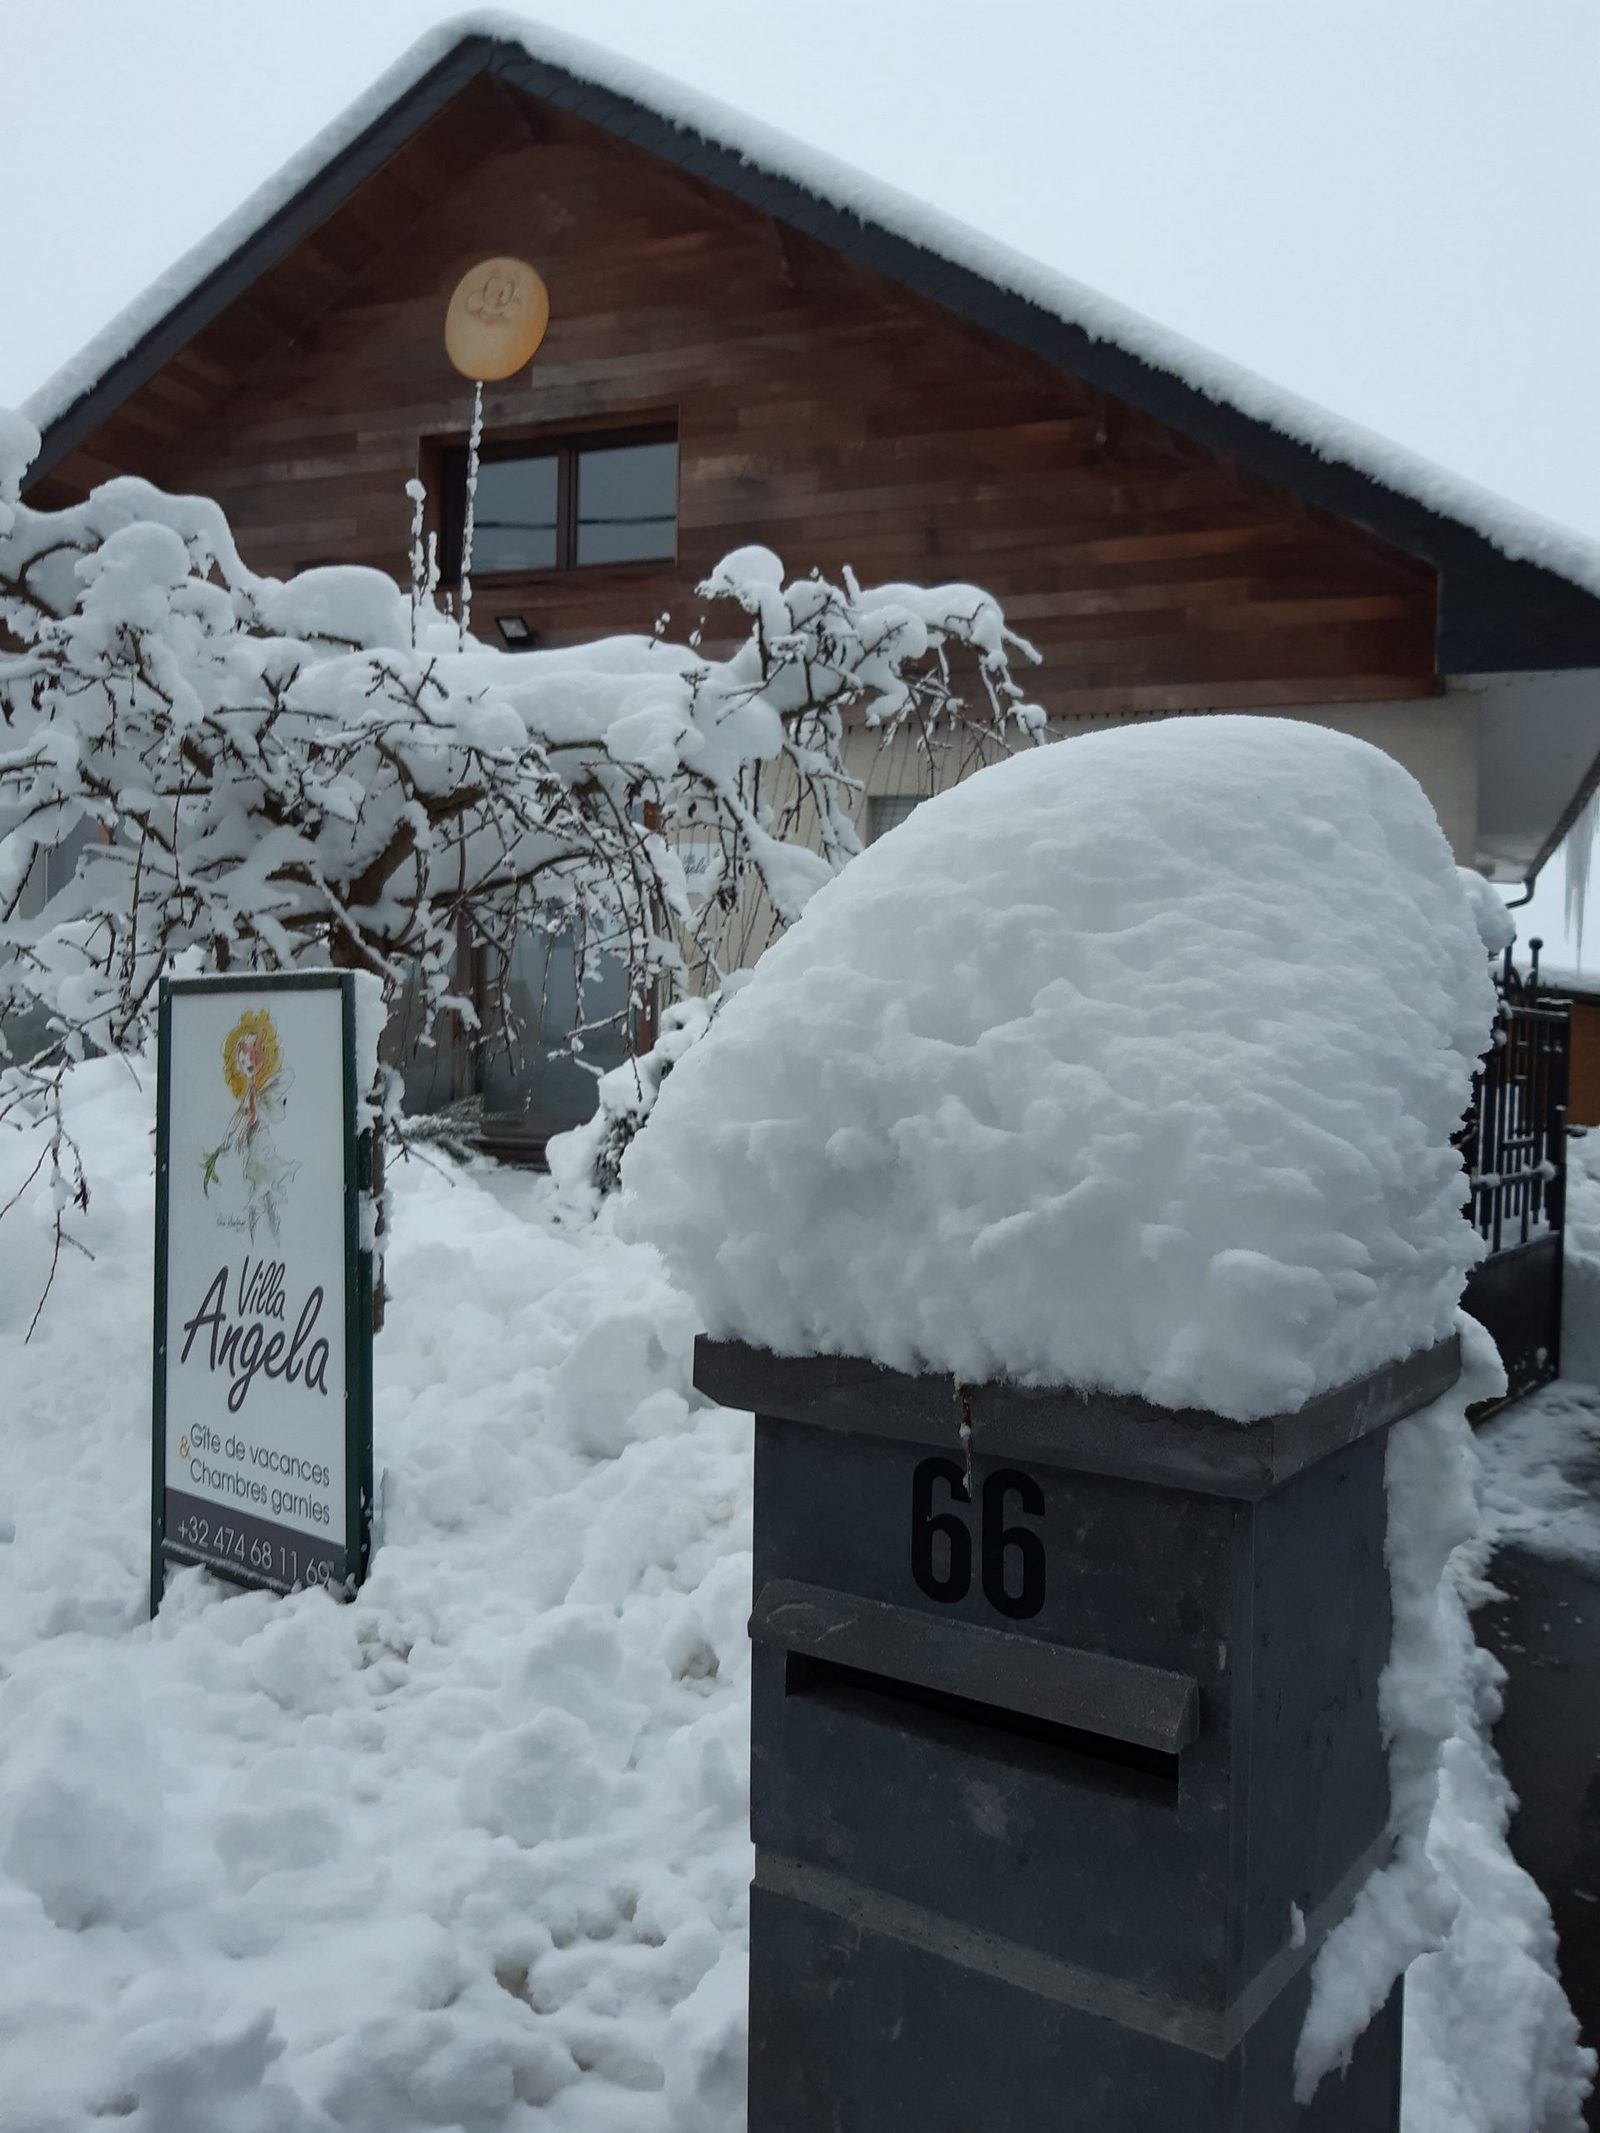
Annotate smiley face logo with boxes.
[444,257,550,381]
[466,267,524,328]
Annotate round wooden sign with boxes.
[444,257,550,381]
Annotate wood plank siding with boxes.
[34,75,1440,720]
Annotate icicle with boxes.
[1564,782,1600,964]
[405,478,427,647]
[459,380,484,647]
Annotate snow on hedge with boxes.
[1458,864,1518,957]
[622,716,1497,1420]
[0,408,1038,1186]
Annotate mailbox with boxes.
[696,1332,1462,2133]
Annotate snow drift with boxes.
[622,716,1497,1419]
[1298,1318,1595,2127]
[0,1060,754,2133]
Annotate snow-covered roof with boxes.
[23,10,1600,615]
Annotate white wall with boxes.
[1271,696,1479,862]
[840,698,1481,861]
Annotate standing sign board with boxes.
[152,972,373,1612]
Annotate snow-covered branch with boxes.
[0,409,1045,1163]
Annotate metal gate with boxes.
[1459,946,1571,1409]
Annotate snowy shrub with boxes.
[0,409,1042,1227]
[623,716,1500,1418]
[547,987,733,1210]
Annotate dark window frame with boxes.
[435,420,679,584]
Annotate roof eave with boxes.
[25,32,509,492]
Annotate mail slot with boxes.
[781,1647,1183,1798]
[696,1332,1462,2133]
[759,1577,1194,1802]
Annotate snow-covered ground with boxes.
[0,1052,1595,2132]
[1476,1380,1600,1575]
[0,1059,752,2133]
[1470,1133,1600,1577]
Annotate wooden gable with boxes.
[34,73,1439,719]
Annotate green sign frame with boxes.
[150,970,373,1614]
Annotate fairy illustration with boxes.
[201,1008,299,1243]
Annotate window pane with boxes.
[471,453,558,574]
[575,440,677,565]
[867,793,928,843]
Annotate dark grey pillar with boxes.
[695,1333,1462,2133]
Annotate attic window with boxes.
[439,425,678,580]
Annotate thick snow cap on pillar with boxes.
[621,717,1498,1421]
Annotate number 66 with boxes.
[910,1459,1046,1619]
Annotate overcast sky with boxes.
[6,0,1600,950]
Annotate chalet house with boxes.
[22,18,1600,1152]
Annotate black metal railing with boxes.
[1467,943,1571,1251]
[1459,938,1571,1406]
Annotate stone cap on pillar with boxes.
[695,1332,1461,1501]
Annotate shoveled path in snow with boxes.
[1476,1381,1600,2126]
